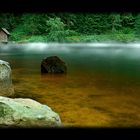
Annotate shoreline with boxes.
[9,33,139,44]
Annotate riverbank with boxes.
[9,32,139,43]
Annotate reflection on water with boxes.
[1,43,140,127]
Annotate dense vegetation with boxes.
[0,13,140,42]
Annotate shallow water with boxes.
[1,43,140,127]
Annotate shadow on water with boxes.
[1,42,140,127]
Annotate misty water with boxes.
[0,43,140,127]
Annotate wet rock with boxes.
[41,56,67,73]
[0,96,61,127]
[0,60,14,96]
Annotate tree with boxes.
[46,17,67,42]
[108,13,122,32]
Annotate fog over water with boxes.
[1,42,140,76]
[1,42,140,58]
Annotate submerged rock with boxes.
[0,96,61,127]
[0,60,14,96]
[41,56,67,74]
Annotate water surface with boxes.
[0,43,140,127]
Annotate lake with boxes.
[0,42,140,127]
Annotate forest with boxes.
[0,13,140,43]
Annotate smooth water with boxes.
[0,43,140,127]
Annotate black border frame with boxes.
[0,0,140,137]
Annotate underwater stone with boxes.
[0,96,61,127]
[0,60,14,96]
[41,56,67,74]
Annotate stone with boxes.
[0,96,61,127]
[41,56,67,74]
[0,60,14,96]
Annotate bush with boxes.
[10,25,26,41]
[24,36,48,42]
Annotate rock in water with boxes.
[41,56,67,73]
[0,60,14,96]
[0,96,61,127]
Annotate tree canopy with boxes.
[0,13,139,42]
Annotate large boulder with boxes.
[0,96,61,127]
[0,60,14,96]
[41,56,67,74]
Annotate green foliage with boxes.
[46,17,66,42]
[0,12,139,42]
[66,33,135,43]
[108,13,122,32]
[16,14,49,35]
[10,14,49,41]
[10,25,26,41]
[121,13,135,29]
[120,28,133,34]
[134,14,140,38]
[67,13,110,35]
[46,17,77,42]
[111,33,135,42]
[22,36,48,42]
[0,13,18,30]
[46,17,65,32]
